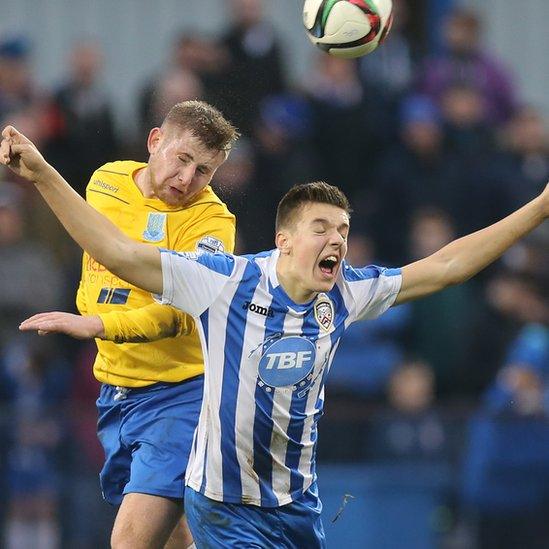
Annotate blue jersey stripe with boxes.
[220,262,261,500]
[285,311,321,495]
[199,310,209,354]
[343,263,401,283]
[160,248,235,277]
[252,307,285,506]
[198,310,209,494]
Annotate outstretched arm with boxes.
[20,305,195,342]
[0,125,162,294]
[396,184,548,304]
[20,312,105,339]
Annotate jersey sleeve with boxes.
[158,250,236,317]
[342,264,402,321]
[98,302,194,343]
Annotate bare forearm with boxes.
[398,193,547,304]
[435,195,545,284]
[33,164,130,273]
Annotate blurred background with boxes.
[0,0,548,547]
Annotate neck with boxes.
[134,167,155,198]
[276,256,316,304]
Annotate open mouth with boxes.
[319,255,338,276]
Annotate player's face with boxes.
[277,202,349,301]
[146,127,227,207]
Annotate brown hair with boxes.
[162,100,239,152]
[275,181,351,231]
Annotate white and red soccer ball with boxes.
[303,0,394,59]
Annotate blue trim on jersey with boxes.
[242,249,276,262]
[253,304,286,506]
[198,310,209,493]
[160,248,235,277]
[342,263,401,283]
[199,310,209,354]
[220,261,261,500]
[268,279,316,312]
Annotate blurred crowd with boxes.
[0,1,547,547]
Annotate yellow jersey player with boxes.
[23,101,239,549]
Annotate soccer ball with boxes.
[303,0,394,59]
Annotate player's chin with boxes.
[163,190,189,207]
[313,275,337,293]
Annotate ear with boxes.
[147,127,163,155]
[275,230,292,255]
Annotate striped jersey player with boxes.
[158,247,400,507]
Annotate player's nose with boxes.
[329,230,345,246]
[177,164,196,187]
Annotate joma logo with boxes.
[243,301,274,318]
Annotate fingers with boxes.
[19,312,70,332]
[1,125,17,139]
[1,125,27,143]
[0,137,10,164]
[0,125,32,164]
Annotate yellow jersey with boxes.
[76,160,236,387]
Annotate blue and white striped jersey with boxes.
[158,248,402,507]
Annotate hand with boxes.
[19,312,106,340]
[0,125,51,182]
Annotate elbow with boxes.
[442,258,473,287]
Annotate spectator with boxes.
[367,361,448,462]
[145,68,203,131]
[138,32,223,138]
[252,92,315,244]
[494,106,549,211]
[366,94,461,262]
[461,272,549,549]
[0,37,40,121]
[45,41,118,197]
[0,183,65,346]
[210,137,264,253]
[2,339,69,549]
[217,0,286,134]
[419,8,516,125]
[405,207,480,396]
[304,54,379,198]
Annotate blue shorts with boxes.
[185,483,326,548]
[97,376,203,505]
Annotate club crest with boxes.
[143,213,166,242]
[314,294,334,331]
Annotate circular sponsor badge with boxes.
[258,336,316,388]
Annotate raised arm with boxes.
[0,125,162,294]
[396,184,549,304]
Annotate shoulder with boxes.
[341,262,402,283]
[87,160,145,194]
[194,186,232,212]
[92,160,143,178]
[162,249,238,277]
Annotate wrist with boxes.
[33,164,59,186]
[89,315,106,339]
